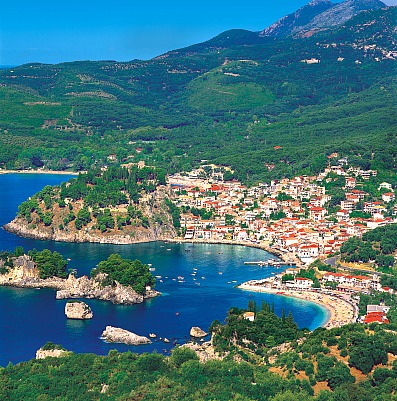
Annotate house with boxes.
[382,192,395,203]
[336,209,350,221]
[285,277,314,290]
[378,182,393,191]
[363,312,389,324]
[367,305,391,314]
[298,243,319,259]
[308,207,326,222]
[243,312,255,322]
[345,177,356,189]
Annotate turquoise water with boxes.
[0,174,328,366]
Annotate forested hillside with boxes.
[0,7,395,183]
[3,308,397,400]
[5,166,176,243]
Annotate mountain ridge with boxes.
[0,7,395,184]
[260,0,387,38]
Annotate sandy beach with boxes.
[238,282,358,329]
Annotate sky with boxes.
[1,0,395,66]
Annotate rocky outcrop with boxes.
[0,255,65,289]
[65,300,93,319]
[260,0,386,38]
[56,274,160,305]
[182,341,226,363]
[4,219,174,244]
[3,186,177,245]
[36,345,69,359]
[0,256,160,305]
[101,326,151,345]
[190,326,208,337]
[261,0,333,38]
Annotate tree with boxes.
[28,249,68,279]
[91,254,155,294]
[170,346,199,367]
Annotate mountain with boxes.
[260,0,334,38]
[261,0,387,38]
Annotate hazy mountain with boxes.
[261,0,386,38]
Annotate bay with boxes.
[0,173,328,366]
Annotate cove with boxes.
[0,173,328,366]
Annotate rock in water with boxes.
[101,326,151,345]
[190,326,208,337]
[36,343,69,359]
[65,300,93,319]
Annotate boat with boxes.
[149,333,157,338]
[149,267,156,271]
[177,276,184,280]
[218,272,223,275]
[175,312,179,316]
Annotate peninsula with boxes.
[4,165,176,245]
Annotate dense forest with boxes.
[0,8,396,184]
[340,224,397,271]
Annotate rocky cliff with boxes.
[0,255,159,305]
[56,273,160,305]
[4,185,177,245]
[261,0,386,38]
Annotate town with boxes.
[169,158,396,266]
[168,158,397,326]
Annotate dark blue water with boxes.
[0,173,327,366]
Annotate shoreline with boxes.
[238,283,358,329]
[4,219,298,266]
[0,169,78,176]
[167,238,302,268]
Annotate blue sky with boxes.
[0,0,394,65]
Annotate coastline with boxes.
[238,283,358,329]
[0,169,78,176]
[0,273,160,305]
[167,238,302,268]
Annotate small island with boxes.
[0,248,159,305]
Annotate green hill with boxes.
[0,7,395,182]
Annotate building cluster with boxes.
[169,162,396,265]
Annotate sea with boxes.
[0,173,328,366]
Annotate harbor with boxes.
[244,259,295,267]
